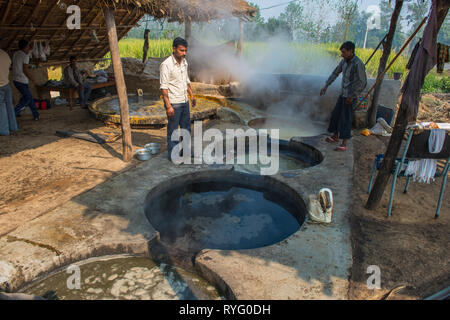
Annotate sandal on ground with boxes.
[334,145,348,152]
[325,136,339,143]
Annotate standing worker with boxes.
[160,37,196,162]
[0,37,18,135]
[13,39,39,120]
[320,41,367,151]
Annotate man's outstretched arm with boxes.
[320,60,343,96]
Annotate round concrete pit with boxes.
[145,171,307,253]
[21,256,221,300]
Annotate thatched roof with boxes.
[100,0,257,22]
[0,0,256,64]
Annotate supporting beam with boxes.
[1,0,13,25]
[238,19,244,56]
[5,2,41,49]
[103,7,133,162]
[185,19,191,43]
[29,1,61,42]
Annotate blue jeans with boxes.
[13,81,39,119]
[0,83,18,135]
[167,102,191,159]
[77,82,92,106]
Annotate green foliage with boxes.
[422,72,450,93]
[114,38,448,93]
[104,38,172,60]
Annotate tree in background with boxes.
[264,17,293,40]
[336,0,360,42]
[245,2,266,41]
[380,0,407,49]
[279,2,304,41]
[405,0,430,51]
[367,0,405,128]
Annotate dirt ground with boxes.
[0,104,167,236]
[0,93,449,299]
[348,93,450,300]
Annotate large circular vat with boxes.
[230,139,323,174]
[248,117,328,139]
[21,256,221,300]
[90,94,224,126]
[145,171,306,252]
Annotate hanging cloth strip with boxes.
[437,42,449,73]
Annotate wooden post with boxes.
[238,19,244,56]
[103,7,133,162]
[185,19,191,43]
[366,0,404,128]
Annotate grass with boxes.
[47,38,449,93]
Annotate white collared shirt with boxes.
[159,55,191,104]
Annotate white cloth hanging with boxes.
[39,41,46,61]
[405,129,446,183]
[32,40,39,59]
[44,40,51,56]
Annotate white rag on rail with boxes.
[404,129,446,183]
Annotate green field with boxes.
[49,38,449,93]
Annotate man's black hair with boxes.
[340,41,355,52]
[173,37,188,48]
[69,55,77,62]
[18,39,29,50]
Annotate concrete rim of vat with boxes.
[89,94,227,126]
[144,170,308,251]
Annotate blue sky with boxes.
[250,0,382,20]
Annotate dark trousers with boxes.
[13,81,39,119]
[77,82,92,106]
[327,95,355,140]
[167,102,191,159]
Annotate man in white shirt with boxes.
[13,39,39,120]
[0,37,18,135]
[160,37,196,161]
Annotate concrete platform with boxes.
[0,115,353,300]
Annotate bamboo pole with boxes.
[356,16,427,109]
[365,34,387,65]
[103,7,133,162]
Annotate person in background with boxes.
[160,37,196,161]
[0,37,18,135]
[320,41,367,152]
[13,39,39,120]
[63,55,92,109]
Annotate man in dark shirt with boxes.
[320,41,367,151]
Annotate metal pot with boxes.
[136,148,152,161]
[145,143,161,155]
